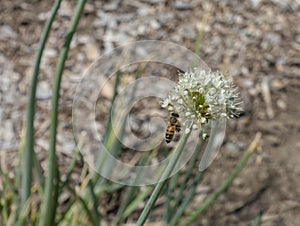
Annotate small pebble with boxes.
[36,81,52,100]
[44,48,57,58]
[225,142,241,152]
[276,99,287,110]
[141,0,166,4]
[0,25,17,40]
[172,1,193,10]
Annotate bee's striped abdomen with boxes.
[165,125,175,143]
[165,111,181,144]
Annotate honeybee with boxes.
[165,111,181,143]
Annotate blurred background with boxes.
[1,0,299,225]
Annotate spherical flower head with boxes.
[161,68,240,131]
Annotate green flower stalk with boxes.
[137,69,241,225]
[161,69,240,136]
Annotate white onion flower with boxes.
[161,68,240,133]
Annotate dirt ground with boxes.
[1,0,300,225]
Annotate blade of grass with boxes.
[136,122,193,226]
[169,132,206,217]
[64,184,98,226]
[166,133,206,225]
[21,0,62,212]
[6,204,17,226]
[93,182,124,195]
[93,69,122,182]
[87,180,101,226]
[59,173,92,226]
[114,186,140,225]
[163,169,181,223]
[121,186,153,221]
[194,11,209,57]
[94,65,145,186]
[0,168,14,224]
[33,151,45,188]
[180,132,262,226]
[169,166,204,226]
[115,149,167,222]
[114,153,149,225]
[169,126,212,225]
[15,197,34,226]
[120,157,180,223]
[38,1,87,226]
[60,147,81,191]
[14,131,24,212]
[251,211,263,226]
[76,196,97,226]
[162,179,175,223]
[58,181,123,225]
[9,131,44,224]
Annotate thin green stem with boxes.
[60,147,81,191]
[58,182,123,224]
[33,151,45,188]
[87,180,101,226]
[15,198,33,226]
[136,123,193,226]
[172,135,205,210]
[12,138,25,221]
[114,154,148,224]
[93,70,122,182]
[163,173,179,223]
[119,186,153,222]
[65,184,98,226]
[0,167,14,224]
[194,13,208,57]
[166,134,206,225]
[38,1,87,226]
[21,0,62,210]
[93,65,144,186]
[180,133,261,226]
[170,168,203,225]
[251,211,263,226]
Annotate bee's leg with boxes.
[175,124,181,132]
